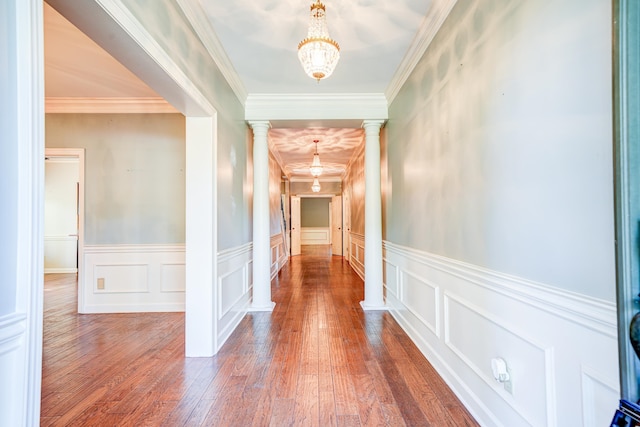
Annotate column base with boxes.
[248,301,276,312]
[360,300,388,311]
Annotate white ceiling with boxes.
[44,0,445,181]
[199,0,432,94]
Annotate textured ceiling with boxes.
[199,0,433,94]
[269,127,364,180]
[44,0,438,181]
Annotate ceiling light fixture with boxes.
[309,140,323,177]
[297,1,340,82]
[311,178,321,193]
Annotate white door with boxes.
[44,157,79,273]
[331,195,342,256]
[291,196,301,256]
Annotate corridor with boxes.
[41,246,477,426]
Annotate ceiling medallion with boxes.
[297,1,340,82]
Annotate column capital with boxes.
[362,119,385,132]
[248,120,271,131]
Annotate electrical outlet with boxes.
[97,278,105,290]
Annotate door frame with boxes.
[45,148,85,311]
[614,0,640,401]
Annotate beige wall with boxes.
[385,0,614,300]
[46,113,185,245]
[269,154,284,236]
[344,144,365,236]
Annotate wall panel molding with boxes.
[216,242,252,351]
[300,227,330,245]
[383,240,619,426]
[349,232,365,280]
[82,244,185,313]
[270,234,287,279]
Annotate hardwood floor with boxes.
[41,246,478,426]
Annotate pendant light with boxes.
[298,1,340,82]
[309,140,323,177]
[311,178,321,193]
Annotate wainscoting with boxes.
[271,233,288,279]
[300,227,330,245]
[382,241,619,427]
[82,244,185,313]
[216,236,287,351]
[216,242,252,350]
[348,232,365,280]
[0,312,27,422]
[44,235,77,273]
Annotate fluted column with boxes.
[250,121,275,311]
[361,120,386,310]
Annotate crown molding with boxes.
[45,97,179,113]
[385,0,458,105]
[291,177,342,183]
[245,93,388,122]
[175,0,248,106]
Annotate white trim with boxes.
[384,241,617,337]
[44,268,77,274]
[0,314,27,357]
[216,242,252,351]
[174,0,247,105]
[349,232,365,281]
[443,291,557,427]
[45,147,85,310]
[217,242,252,263]
[290,177,343,183]
[245,93,388,121]
[385,0,458,104]
[45,97,178,114]
[82,244,185,313]
[94,0,215,114]
[9,1,46,425]
[84,244,185,254]
[383,241,619,426]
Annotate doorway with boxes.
[290,195,343,257]
[44,148,85,311]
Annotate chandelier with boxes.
[311,178,321,193]
[309,140,323,177]
[297,1,340,82]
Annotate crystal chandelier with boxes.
[309,140,323,177]
[297,1,340,82]
[311,178,321,193]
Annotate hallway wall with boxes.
[46,114,185,244]
[384,0,617,425]
[46,113,187,313]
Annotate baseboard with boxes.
[383,240,619,427]
[44,268,77,274]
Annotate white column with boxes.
[185,117,216,356]
[361,120,386,310]
[250,121,275,311]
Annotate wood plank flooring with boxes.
[41,245,478,426]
